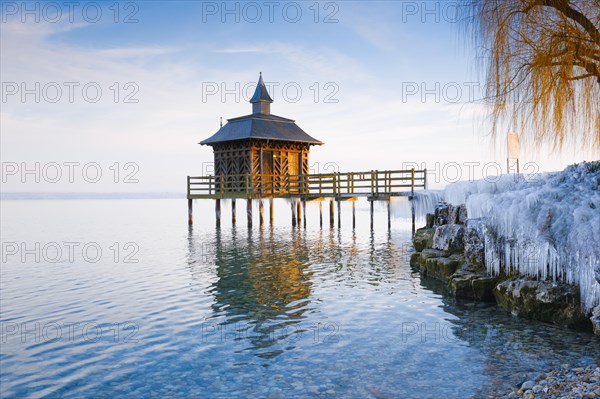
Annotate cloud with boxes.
[215,42,369,81]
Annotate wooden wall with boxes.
[211,139,311,194]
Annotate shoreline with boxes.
[487,365,600,399]
[410,200,598,334]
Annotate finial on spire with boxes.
[250,72,273,114]
[220,117,223,128]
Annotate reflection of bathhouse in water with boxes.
[185,224,418,359]
[189,227,313,359]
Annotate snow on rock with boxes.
[442,161,600,311]
[432,224,465,253]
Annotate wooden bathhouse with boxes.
[187,74,427,229]
[200,73,323,195]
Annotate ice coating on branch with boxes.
[442,162,600,311]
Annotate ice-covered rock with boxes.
[432,224,464,253]
[434,202,451,226]
[448,205,459,225]
[457,204,468,224]
[463,219,485,270]
[443,161,600,311]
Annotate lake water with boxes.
[1,198,599,398]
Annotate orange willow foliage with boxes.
[463,0,600,151]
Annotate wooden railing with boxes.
[187,169,426,199]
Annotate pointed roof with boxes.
[200,74,322,146]
[200,113,322,145]
[250,72,273,103]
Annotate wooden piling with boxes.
[232,199,236,225]
[269,198,274,225]
[215,199,221,227]
[411,199,416,236]
[319,201,323,228]
[387,199,391,230]
[370,200,374,230]
[329,199,334,228]
[259,200,264,226]
[247,199,252,228]
[291,201,297,227]
[352,200,356,229]
[188,198,193,225]
[296,200,302,226]
[302,200,307,228]
[337,198,341,228]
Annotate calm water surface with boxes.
[1,199,598,398]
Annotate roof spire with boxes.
[250,73,273,114]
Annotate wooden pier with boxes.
[187,168,426,230]
[192,75,427,230]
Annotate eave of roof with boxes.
[200,113,323,145]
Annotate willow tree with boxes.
[464,0,600,150]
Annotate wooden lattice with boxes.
[210,139,312,195]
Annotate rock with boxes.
[463,219,485,270]
[448,205,459,225]
[413,227,435,252]
[448,270,498,302]
[410,249,447,269]
[432,224,464,254]
[423,254,464,282]
[434,202,451,226]
[591,307,600,336]
[457,204,468,224]
[410,252,422,268]
[426,213,435,228]
[494,278,590,328]
[521,381,534,390]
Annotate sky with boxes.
[1,0,598,194]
